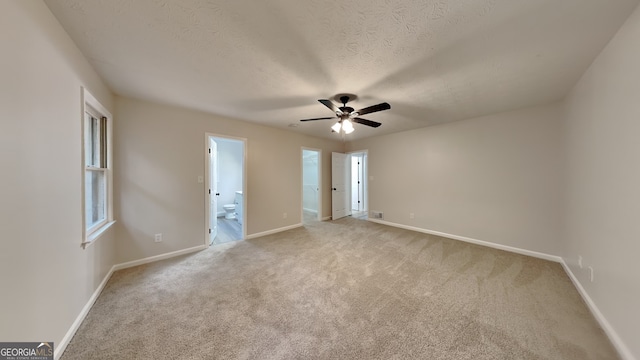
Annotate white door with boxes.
[209,138,218,244]
[302,149,321,221]
[332,152,350,220]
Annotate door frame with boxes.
[301,147,322,222]
[209,137,218,243]
[347,149,368,217]
[204,133,248,246]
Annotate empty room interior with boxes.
[2,1,640,359]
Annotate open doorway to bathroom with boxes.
[206,134,246,246]
[349,151,367,220]
[302,148,321,224]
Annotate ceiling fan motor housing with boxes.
[339,106,355,116]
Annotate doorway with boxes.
[205,134,246,246]
[331,151,368,221]
[350,151,367,219]
[302,148,321,223]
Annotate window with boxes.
[85,113,107,229]
[82,88,113,247]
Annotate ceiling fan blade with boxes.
[300,117,335,122]
[318,99,340,114]
[352,117,382,128]
[355,102,390,116]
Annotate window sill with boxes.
[83,220,116,249]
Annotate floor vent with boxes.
[371,211,383,219]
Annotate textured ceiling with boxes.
[45,0,639,141]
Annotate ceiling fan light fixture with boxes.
[342,119,354,134]
[331,122,342,133]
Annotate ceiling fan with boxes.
[300,94,390,134]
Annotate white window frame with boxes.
[81,87,114,248]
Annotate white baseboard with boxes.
[57,225,634,360]
[113,245,207,271]
[367,219,562,263]
[303,208,318,214]
[55,244,207,359]
[560,260,636,360]
[321,216,331,221]
[55,265,116,360]
[246,223,303,239]
[367,219,634,359]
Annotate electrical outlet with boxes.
[588,266,594,282]
[578,255,583,269]
[283,212,287,219]
[409,213,415,219]
[154,233,162,242]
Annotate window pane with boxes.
[84,114,92,167]
[85,114,102,167]
[85,170,106,229]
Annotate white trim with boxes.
[364,220,637,357]
[303,208,318,214]
[56,244,207,359]
[57,222,635,360]
[560,260,636,360]
[321,216,331,221]
[113,245,207,271]
[82,87,112,120]
[55,265,115,360]
[246,223,303,239]
[367,218,562,262]
[82,220,116,249]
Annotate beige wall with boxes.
[563,4,640,358]
[114,97,344,263]
[0,0,116,351]
[3,1,638,359]
[347,103,564,256]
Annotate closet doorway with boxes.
[349,151,368,220]
[302,148,321,223]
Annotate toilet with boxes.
[223,204,236,219]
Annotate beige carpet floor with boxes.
[61,217,618,359]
